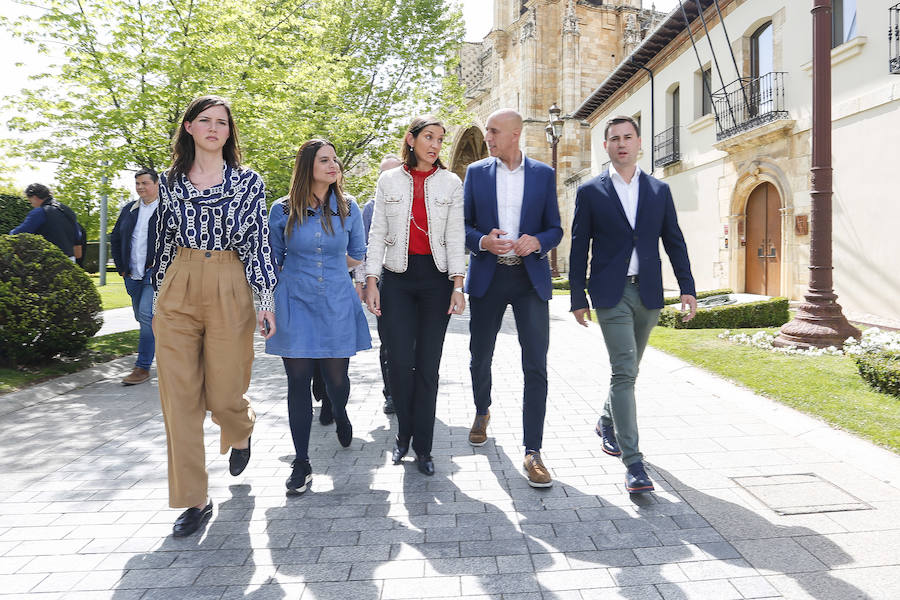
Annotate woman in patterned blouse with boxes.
[151,95,277,538]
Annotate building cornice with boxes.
[573,0,733,121]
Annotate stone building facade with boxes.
[451,0,663,272]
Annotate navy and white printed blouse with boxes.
[152,163,277,312]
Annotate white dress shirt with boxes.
[609,164,641,276]
[490,152,526,256]
[129,198,158,279]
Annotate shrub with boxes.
[0,192,31,234]
[664,288,733,305]
[659,296,789,329]
[552,277,570,290]
[855,350,900,398]
[0,234,102,366]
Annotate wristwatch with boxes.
[453,287,464,294]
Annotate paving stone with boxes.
[382,576,458,598]
[459,572,540,595]
[731,538,828,574]
[656,579,742,599]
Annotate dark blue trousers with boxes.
[469,263,549,451]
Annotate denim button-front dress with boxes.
[265,193,372,358]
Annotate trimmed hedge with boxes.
[664,288,733,305]
[855,350,900,398]
[552,277,570,290]
[659,296,790,329]
[0,192,31,234]
[0,233,102,365]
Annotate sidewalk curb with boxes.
[0,354,137,417]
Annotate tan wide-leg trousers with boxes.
[153,247,257,508]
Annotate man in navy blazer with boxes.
[569,115,697,494]
[464,109,562,488]
[110,167,160,386]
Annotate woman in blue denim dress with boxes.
[266,139,371,494]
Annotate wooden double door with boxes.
[745,182,781,296]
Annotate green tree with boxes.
[1,0,466,232]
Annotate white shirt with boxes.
[492,152,525,256]
[609,163,641,276]
[129,198,158,279]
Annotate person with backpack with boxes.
[10,183,83,261]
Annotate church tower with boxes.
[453,0,663,272]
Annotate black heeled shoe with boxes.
[415,454,434,476]
[392,437,409,464]
[229,436,251,476]
[336,420,352,448]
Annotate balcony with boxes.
[891,3,900,73]
[712,72,790,141]
[653,127,680,168]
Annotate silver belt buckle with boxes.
[497,255,522,266]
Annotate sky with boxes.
[1,0,682,188]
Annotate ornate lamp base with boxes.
[774,293,861,349]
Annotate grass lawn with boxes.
[90,270,132,310]
[648,326,900,453]
[0,331,139,395]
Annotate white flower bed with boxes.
[718,327,900,357]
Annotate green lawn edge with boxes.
[0,330,139,395]
[90,271,132,310]
[648,327,900,453]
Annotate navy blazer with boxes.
[463,156,563,301]
[568,170,695,311]
[110,199,159,278]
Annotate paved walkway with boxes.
[2,298,899,600]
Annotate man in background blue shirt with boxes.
[11,183,81,260]
[110,168,160,385]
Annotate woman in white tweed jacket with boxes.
[364,115,466,476]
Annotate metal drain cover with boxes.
[732,473,872,515]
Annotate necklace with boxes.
[410,212,429,236]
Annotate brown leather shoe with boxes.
[524,452,553,488]
[122,367,150,386]
[468,411,490,446]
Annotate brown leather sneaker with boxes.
[524,452,553,488]
[468,411,490,446]
[122,367,150,386]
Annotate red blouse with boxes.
[407,165,437,255]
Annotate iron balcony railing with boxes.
[712,72,790,141]
[890,3,900,74]
[653,127,680,168]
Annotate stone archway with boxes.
[727,160,794,297]
[450,126,488,182]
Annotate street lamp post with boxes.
[774,0,859,348]
[545,103,564,278]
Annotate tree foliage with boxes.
[1,0,467,234]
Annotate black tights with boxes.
[283,358,350,460]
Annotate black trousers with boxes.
[469,263,549,451]
[376,279,392,400]
[380,255,452,456]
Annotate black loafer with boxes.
[286,459,312,495]
[319,401,334,426]
[625,461,655,494]
[172,500,213,537]
[336,420,353,448]
[415,454,434,476]
[229,437,251,476]
[392,437,409,464]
